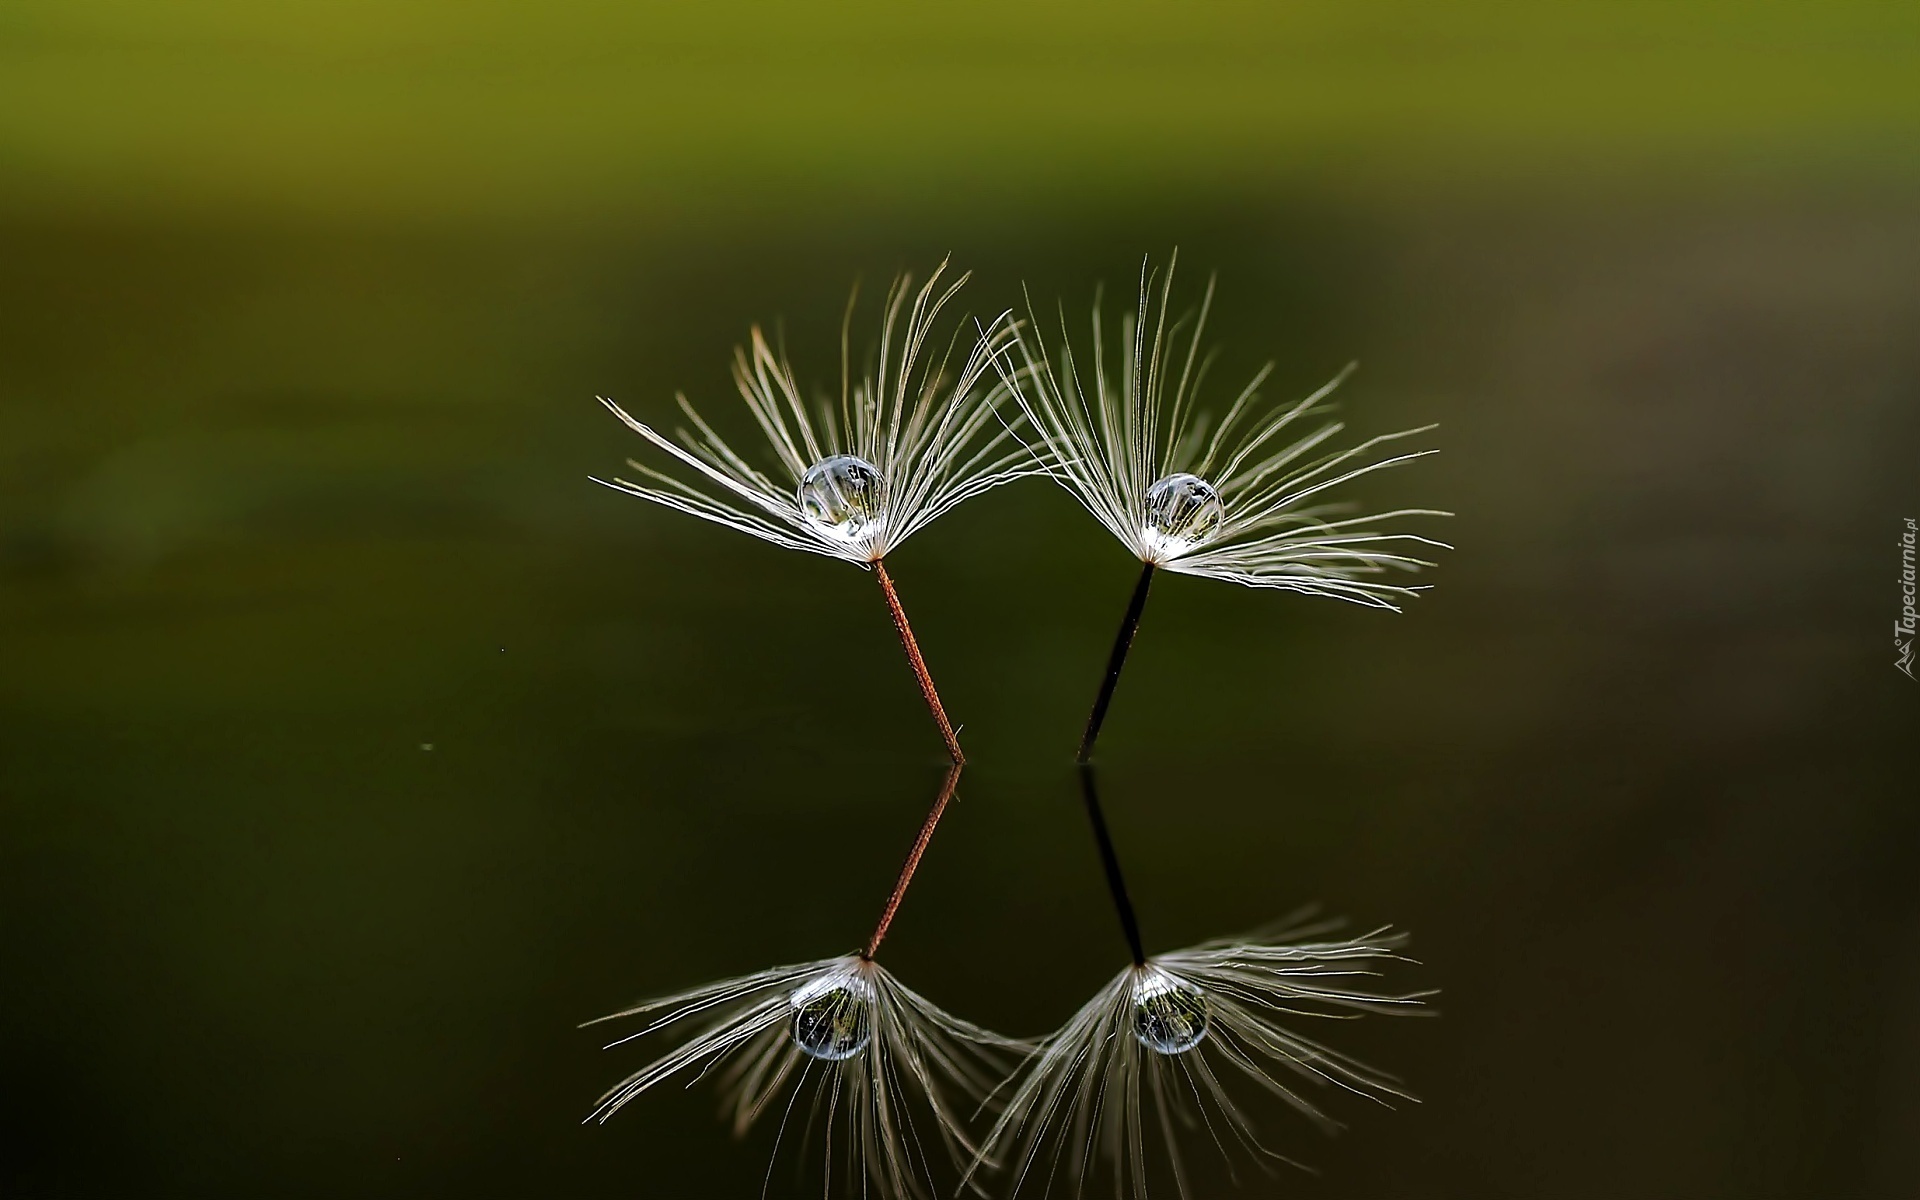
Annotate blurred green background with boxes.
[3,3,1918,1197]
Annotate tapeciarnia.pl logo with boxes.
[1898,517,1917,680]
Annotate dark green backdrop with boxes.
[3,4,1917,1198]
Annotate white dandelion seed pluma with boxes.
[975,921,1427,1199]
[994,254,1452,759]
[998,254,1450,606]
[587,954,1026,1200]
[595,260,1031,567]
[594,260,1032,762]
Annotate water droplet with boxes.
[790,973,874,1061]
[797,455,886,543]
[1142,473,1223,557]
[1130,969,1208,1054]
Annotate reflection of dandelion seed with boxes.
[585,767,1026,1200]
[992,252,1450,760]
[595,261,1035,763]
[969,765,1429,1199]
[975,922,1425,1199]
[587,955,1021,1200]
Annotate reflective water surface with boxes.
[3,190,1917,1198]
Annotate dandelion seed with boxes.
[992,253,1451,760]
[586,767,1027,1199]
[977,925,1425,1199]
[967,765,1428,1199]
[587,954,1021,1200]
[595,261,1036,763]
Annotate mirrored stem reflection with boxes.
[864,763,963,960]
[1077,764,1146,966]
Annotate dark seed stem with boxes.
[1077,763,1146,966]
[1076,562,1156,763]
[863,764,963,960]
[874,558,965,765]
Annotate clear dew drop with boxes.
[790,973,874,1061]
[1142,472,1224,556]
[797,454,886,543]
[1130,970,1208,1055]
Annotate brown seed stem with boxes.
[863,764,963,959]
[873,558,965,765]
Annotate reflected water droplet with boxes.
[798,455,886,543]
[790,973,874,1061]
[1142,472,1223,557]
[1130,969,1208,1054]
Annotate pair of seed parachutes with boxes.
[586,257,1442,1198]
